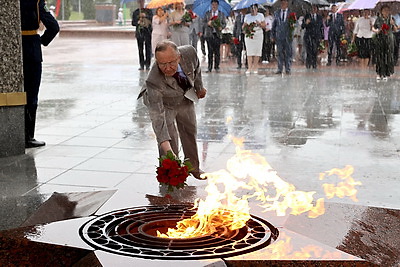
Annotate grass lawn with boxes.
[69,11,84,20]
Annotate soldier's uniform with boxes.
[20,0,59,148]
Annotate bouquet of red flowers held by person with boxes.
[288,12,297,40]
[156,151,193,192]
[210,15,222,30]
[181,10,196,23]
[243,22,256,39]
[381,23,390,35]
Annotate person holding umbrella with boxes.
[351,9,375,68]
[202,0,227,72]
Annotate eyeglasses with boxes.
[157,56,180,68]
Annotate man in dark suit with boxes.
[271,0,293,74]
[132,8,153,70]
[202,0,226,72]
[138,40,207,179]
[302,5,323,69]
[326,4,345,66]
[20,0,59,148]
[233,8,248,69]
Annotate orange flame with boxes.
[157,137,361,238]
[319,165,362,202]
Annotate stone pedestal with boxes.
[0,1,26,157]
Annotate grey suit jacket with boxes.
[202,11,226,38]
[233,13,244,39]
[271,9,292,43]
[138,45,203,144]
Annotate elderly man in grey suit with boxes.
[138,40,207,180]
[271,0,293,74]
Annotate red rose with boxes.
[169,177,180,186]
[162,158,174,169]
[233,37,239,45]
[168,167,181,178]
[211,15,218,21]
[381,23,390,34]
[156,151,193,192]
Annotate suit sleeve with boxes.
[220,14,227,29]
[144,79,172,145]
[39,0,59,46]
[191,47,203,92]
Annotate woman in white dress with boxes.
[243,4,265,74]
[169,2,190,46]
[152,7,169,56]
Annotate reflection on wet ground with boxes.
[0,37,399,265]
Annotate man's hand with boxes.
[196,88,207,99]
[160,141,175,155]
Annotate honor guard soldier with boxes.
[20,0,59,148]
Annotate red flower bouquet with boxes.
[210,15,222,30]
[243,22,256,39]
[156,151,193,192]
[181,10,195,23]
[381,23,390,35]
[233,37,240,45]
[288,12,297,40]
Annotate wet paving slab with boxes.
[0,36,399,265]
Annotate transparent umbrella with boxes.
[233,0,267,10]
[193,0,232,18]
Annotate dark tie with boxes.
[173,71,191,91]
[281,10,285,21]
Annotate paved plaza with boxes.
[1,35,400,265]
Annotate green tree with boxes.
[82,0,96,19]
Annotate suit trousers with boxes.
[236,33,247,68]
[394,32,400,65]
[276,39,293,72]
[158,98,200,172]
[23,60,42,140]
[328,33,341,63]
[189,30,199,52]
[304,35,319,68]
[206,33,221,70]
[137,31,152,68]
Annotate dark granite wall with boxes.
[0,0,25,157]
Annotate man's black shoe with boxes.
[326,62,331,66]
[191,170,207,180]
[138,67,144,70]
[26,138,45,148]
[286,70,291,75]
[275,71,282,74]
[236,66,241,69]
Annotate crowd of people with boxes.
[134,0,399,181]
[131,0,400,79]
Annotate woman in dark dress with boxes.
[372,5,398,80]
